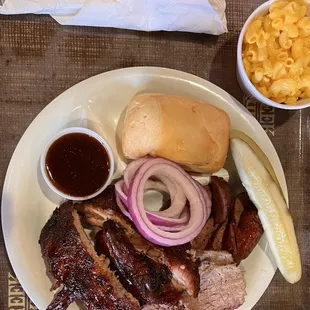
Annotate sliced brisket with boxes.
[182,251,246,310]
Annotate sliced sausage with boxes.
[231,193,245,226]
[222,223,238,258]
[210,176,234,224]
[206,218,229,251]
[234,194,263,263]
[204,185,212,201]
[191,217,218,251]
[222,193,246,258]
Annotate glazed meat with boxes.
[39,183,251,310]
[75,185,136,236]
[95,220,181,305]
[152,244,200,297]
[210,176,234,224]
[39,201,139,310]
[79,186,200,297]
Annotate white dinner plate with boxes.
[1,67,285,310]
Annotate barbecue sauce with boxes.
[45,133,110,197]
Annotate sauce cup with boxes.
[40,127,115,201]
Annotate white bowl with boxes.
[237,0,310,110]
[40,127,115,201]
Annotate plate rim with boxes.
[1,66,285,310]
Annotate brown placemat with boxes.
[0,0,309,309]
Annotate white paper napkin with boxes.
[0,0,227,35]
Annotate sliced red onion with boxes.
[115,179,189,226]
[127,158,207,246]
[149,176,187,219]
[116,157,212,246]
[147,207,190,226]
[144,180,168,192]
[157,224,187,232]
[119,164,188,220]
[115,193,132,220]
[124,157,150,188]
[116,178,168,206]
[115,180,128,206]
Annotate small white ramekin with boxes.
[40,127,114,201]
[237,0,310,110]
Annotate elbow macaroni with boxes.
[242,0,310,105]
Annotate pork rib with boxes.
[39,201,139,310]
[78,186,200,297]
[95,220,181,305]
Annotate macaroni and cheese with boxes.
[242,0,310,105]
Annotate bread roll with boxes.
[122,93,230,173]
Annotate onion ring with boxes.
[116,157,211,246]
[127,158,207,246]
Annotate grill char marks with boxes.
[95,220,181,305]
[39,201,139,310]
[78,186,200,298]
[75,185,136,235]
[147,244,200,298]
[40,183,249,310]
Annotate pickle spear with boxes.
[231,137,301,284]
